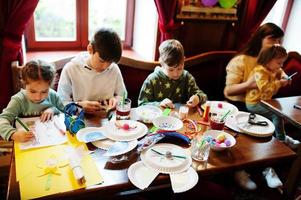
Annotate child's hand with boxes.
[279,79,290,87]
[186,95,199,108]
[246,75,257,89]
[79,100,102,113]
[160,98,175,108]
[11,130,34,142]
[40,108,54,122]
[100,97,117,111]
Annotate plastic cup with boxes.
[209,116,225,130]
[116,98,131,120]
[191,136,210,162]
[179,105,189,119]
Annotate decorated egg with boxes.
[216,133,226,142]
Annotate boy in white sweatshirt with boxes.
[57,28,126,115]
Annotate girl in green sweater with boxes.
[0,60,64,142]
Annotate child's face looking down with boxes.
[162,62,184,80]
[266,57,286,72]
[25,80,50,103]
[91,52,111,72]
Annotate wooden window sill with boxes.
[26,49,144,63]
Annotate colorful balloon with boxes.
[219,0,237,8]
[201,0,218,7]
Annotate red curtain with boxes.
[236,0,277,49]
[154,0,179,44]
[0,0,38,111]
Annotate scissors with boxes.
[248,113,268,126]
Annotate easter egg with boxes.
[225,139,232,146]
[216,133,226,142]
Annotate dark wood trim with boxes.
[124,0,135,48]
[282,0,294,32]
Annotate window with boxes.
[26,0,134,50]
[262,0,301,54]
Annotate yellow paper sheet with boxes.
[15,132,103,199]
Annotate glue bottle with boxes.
[202,102,211,122]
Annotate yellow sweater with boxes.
[246,65,284,104]
[225,55,257,102]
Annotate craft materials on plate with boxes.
[235,112,275,137]
[102,120,148,141]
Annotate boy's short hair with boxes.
[90,28,122,63]
[159,39,184,68]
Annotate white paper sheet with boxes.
[16,114,67,150]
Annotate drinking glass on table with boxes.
[209,115,225,130]
[116,98,131,120]
[191,135,210,162]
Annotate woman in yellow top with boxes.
[224,23,284,111]
[224,23,297,191]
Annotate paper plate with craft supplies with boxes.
[152,116,183,131]
[203,130,236,151]
[201,101,238,116]
[140,143,192,174]
[102,120,148,141]
[136,105,163,123]
[76,127,107,143]
[235,112,275,137]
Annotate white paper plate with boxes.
[102,120,148,141]
[152,116,183,131]
[104,140,138,157]
[136,105,163,123]
[140,143,191,174]
[169,167,199,193]
[225,111,247,133]
[202,101,238,116]
[76,127,107,143]
[128,161,159,190]
[92,138,115,150]
[235,112,275,137]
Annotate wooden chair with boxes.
[185,50,237,101]
[118,56,159,107]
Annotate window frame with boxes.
[25,0,134,51]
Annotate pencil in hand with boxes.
[15,116,30,131]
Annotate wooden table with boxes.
[7,108,297,199]
[261,96,301,199]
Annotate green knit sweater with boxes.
[0,89,64,141]
[138,67,207,106]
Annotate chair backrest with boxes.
[185,50,237,101]
[277,51,301,97]
[118,56,159,107]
